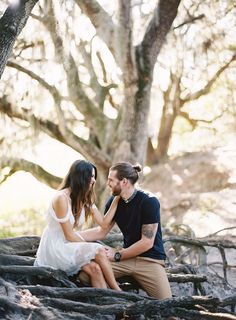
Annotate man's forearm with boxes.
[119,238,153,260]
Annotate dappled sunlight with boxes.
[143,166,151,176]
[172,174,183,186]
[8,0,20,6]
[182,209,235,237]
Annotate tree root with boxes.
[0,235,235,319]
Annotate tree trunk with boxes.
[0,0,38,78]
[146,138,159,166]
[113,0,181,166]
[156,73,182,161]
[156,105,176,159]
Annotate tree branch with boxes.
[174,14,205,30]
[164,235,236,250]
[137,0,181,77]
[179,109,226,128]
[7,61,62,102]
[79,41,117,109]
[6,60,71,136]
[43,0,107,141]
[0,98,111,170]
[0,156,61,188]
[79,41,101,93]
[0,0,39,78]
[201,226,236,238]
[74,0,117,61]
[183,53,236,102]
[96,51,119,110]
[117,0,137,84]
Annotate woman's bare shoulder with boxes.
[52,191,69,218]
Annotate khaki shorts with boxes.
[79,256,172,299]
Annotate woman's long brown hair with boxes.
[59,160,97,226]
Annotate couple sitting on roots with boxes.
[34,160,172,299]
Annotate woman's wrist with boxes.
[77,233,85,242]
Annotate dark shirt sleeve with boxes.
[141,197,160,224]
[104,196,114,214]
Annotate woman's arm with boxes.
[53,194,85,242]
[79,224,114,241]
[91,196,120,228]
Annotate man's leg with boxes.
[133,257,172,299]
[111,258,134,279]
[78,269,90,285]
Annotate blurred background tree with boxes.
[147,0,236,163]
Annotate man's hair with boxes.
[110,162,142,185]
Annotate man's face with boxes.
[107,170,122,196]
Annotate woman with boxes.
[34,160,120,290]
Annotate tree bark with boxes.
[113,0,181,165]
[0,0,38,78]
[0,156,61,188]
[156,73,181,159]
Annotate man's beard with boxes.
[111,183,121,196]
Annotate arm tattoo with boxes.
[142,224,157,239]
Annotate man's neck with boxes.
[121,186,136,202]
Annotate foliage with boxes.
[0,207,46,238]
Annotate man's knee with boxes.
[137,273,172,299]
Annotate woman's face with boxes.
[89,168,96,189]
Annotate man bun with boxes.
[110,162,141,184]
[132,164,142,173]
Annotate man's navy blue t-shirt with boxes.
[104,190,166,260]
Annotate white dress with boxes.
[34,190,103,276]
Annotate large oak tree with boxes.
[0,0,181,195]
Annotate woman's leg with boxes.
[82,261,107,288]
[95,248,121,291]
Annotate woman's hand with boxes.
[113,195,121,203]
[91,196,120,228]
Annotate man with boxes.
[81,162,172,299]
